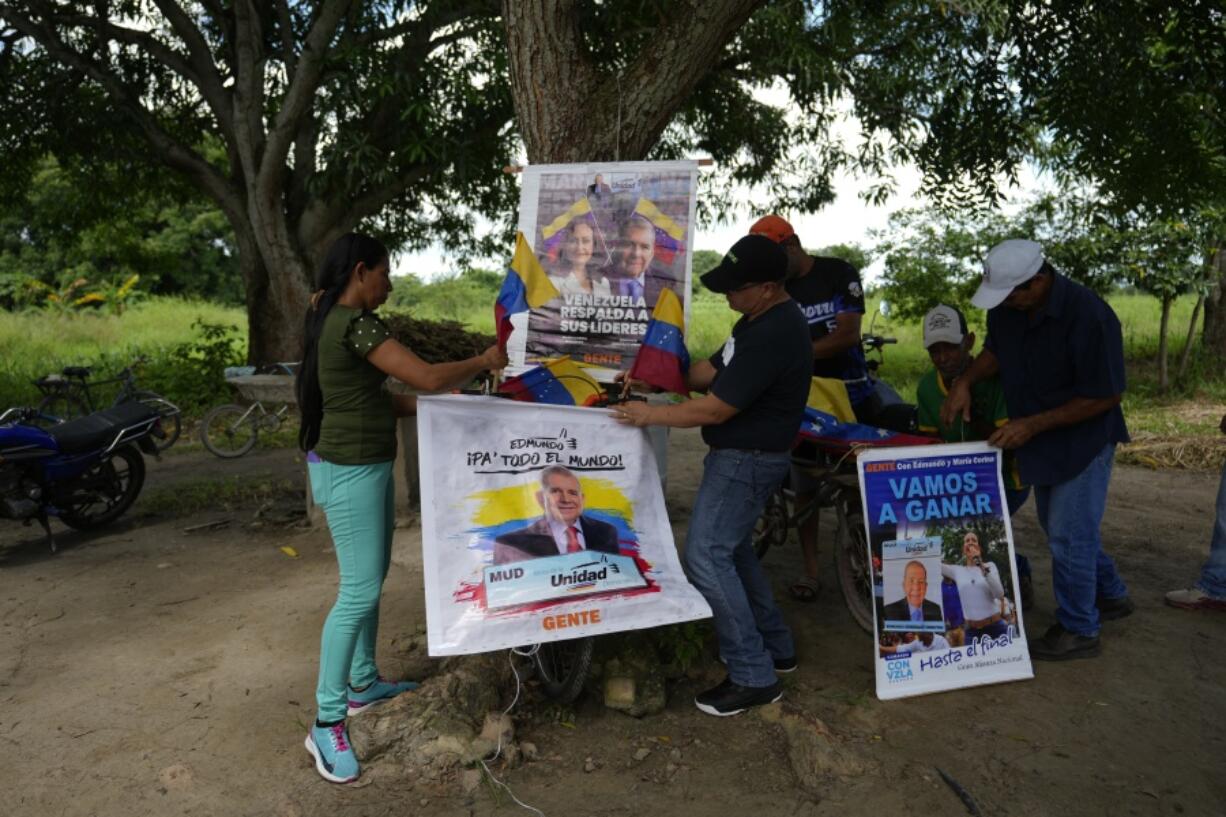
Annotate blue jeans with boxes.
[1005,487,1031,579]
[308,459,395,722]
[684,449,794,688]
[1033,444,1128,636]
[1196,463,1226,598]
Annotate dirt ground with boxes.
[2,430,1224,817]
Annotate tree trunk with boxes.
[228,210,312,364]
[1157,294,1172,392]
[1202,245,1226,361]
[502,0,765,163]
[1175,292,1205,385]
[242,246,311,364]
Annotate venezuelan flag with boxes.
[799,377,938,449]
[495,232,559,349]
[632,197,687,266]
[497,357,606,407]
[539,197,594,261]
[627,289,690,395]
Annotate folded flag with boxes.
[539,197,595,261]
[495,232,560,349]
[799,377,938,448]
[632,197,687,266]
[628,288,690,395]
[497,357,605,407]
[807,377,856,423]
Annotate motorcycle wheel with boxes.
[533,637,594,703]
[200,404,259,458]
[834,492,876,634]
[753,487,790,560]
[59,445,146,530]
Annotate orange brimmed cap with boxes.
[748,214,796,244]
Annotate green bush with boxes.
[140,320,244,412]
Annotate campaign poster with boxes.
[418,395,711,655]
[857,442,1034,700]
[510,161,698,380]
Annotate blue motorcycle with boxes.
[0,402,164,552]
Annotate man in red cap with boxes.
[748,214,871,603]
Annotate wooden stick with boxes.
[502,158,714,174]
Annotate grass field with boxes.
[1,289,1221,435]
[0,298,245,410]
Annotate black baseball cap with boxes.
[700,235,787,293]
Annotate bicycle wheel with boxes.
[130,391,182,451]
[200,404,259,458]
[36,392,88,425]
[533,636,594,703]
[753,487,790,560]
[834,493,876,633]
[59,446,146,530]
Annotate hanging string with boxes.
[476,646,545,817]
[615,67,624,162]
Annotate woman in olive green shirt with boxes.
[297,233,506,784]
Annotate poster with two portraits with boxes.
[509,161,698,380]
[857,442,1035,700]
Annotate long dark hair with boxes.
[296,232,389,452]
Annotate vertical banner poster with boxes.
[857,442,1034,699]
[511,161,698,380]
[418,395,711,655]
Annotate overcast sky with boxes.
[396,100,1045,285]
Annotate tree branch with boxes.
[259,0,352,195]
[3,7,241,223]
[349,0,494,48]
[231,0,268,183]
[272,0,298,79]
[45,4,234,136]
[149,0,230,117]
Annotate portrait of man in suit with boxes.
[882,560,943,624]
[493,465,621,564]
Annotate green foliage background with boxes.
[1,283,1219,435]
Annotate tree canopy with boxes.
[2,1,1222,360]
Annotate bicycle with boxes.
[33,358,182,452]
[753,321,935,633]
[486,377,641,704]
[752,446,879,632]
[199,363,297,458]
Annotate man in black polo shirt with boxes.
[942,239,1132,661]
[616,234,811,715]
[749,214,870,603]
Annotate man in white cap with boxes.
[916,304,1032,609]
[941,240,1132,661]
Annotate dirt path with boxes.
[1,435,1223,816]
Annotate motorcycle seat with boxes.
[62,366,92,378]
[47,403,159,454]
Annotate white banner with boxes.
[857,442,1034,699]
[418,395,711,655]
[510,160,698,380]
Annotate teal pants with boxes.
[308,459,394,723]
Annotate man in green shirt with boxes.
[916,304,1032,607]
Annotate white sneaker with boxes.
[1164,587,1226,611]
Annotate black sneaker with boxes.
[773,655,798,674]
[717,654,798,674]
[694,677,782,717]
[1029,623,1100,661]
[1097,595,1135,621]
